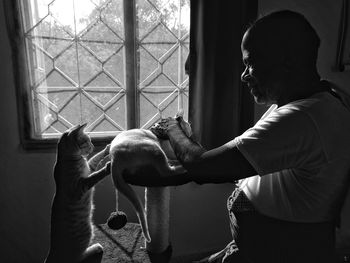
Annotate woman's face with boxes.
[241,30,286,106]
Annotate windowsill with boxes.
[20,135,115,152]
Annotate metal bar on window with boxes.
[177,0,184,112]
[123,0,138,129]
[7,0,190,148]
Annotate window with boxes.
[13,0,190,147]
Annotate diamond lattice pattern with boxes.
[22,0,189,137]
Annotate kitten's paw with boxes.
[107,211,128,230]
[96,155,111,170]
[103,144,111,157]
[105,161,111,174]
[150,118,178,139]
[150,122,168,139]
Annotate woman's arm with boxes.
[165,120,257,184]
[123,118,257,187]
[123,166,191,186]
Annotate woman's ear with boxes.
[282,51,299,74]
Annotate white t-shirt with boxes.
[232,91,350,223]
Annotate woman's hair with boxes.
[245,10,320,67]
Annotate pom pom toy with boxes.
[107,211,128,230]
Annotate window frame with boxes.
[4,0,190,150]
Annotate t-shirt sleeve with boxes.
[234,107,327,176]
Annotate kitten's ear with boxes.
[175,110,184,121]
[175,110,184,118]
[68,124,80,134]
[69,123,87,136]
[80,123,87,130]
[76,123,87,135]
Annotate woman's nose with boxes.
[241,67,250,82]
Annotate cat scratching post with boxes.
[145,186,170,254]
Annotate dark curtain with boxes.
[188,0,258,149]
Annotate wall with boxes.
[258,0,350,250]
[0,2,232,262]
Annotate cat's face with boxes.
[58,124,94,157]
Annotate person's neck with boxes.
[276,73,323,107]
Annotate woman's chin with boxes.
[253,94,268,105]
[254,96,276,106]
[250,88,269,104]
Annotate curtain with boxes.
[188,0,258,149]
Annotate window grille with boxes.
[17,0,190,143]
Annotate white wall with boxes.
[258,0,350,249]
[0,2,232,262]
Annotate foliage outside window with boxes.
[16,0,190,146]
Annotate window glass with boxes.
[19,0,190,139]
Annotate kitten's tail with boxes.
[111,160,151,243]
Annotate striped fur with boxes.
[45,124,110,263]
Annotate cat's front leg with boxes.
[88,144,111,171]
[95,155,111,171]
[81,162,111,191]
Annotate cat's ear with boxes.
[175,110,184,118]
[69,123,87,136]
[175,110,184,121]
[79,123,87,131]
[76,123,87,135]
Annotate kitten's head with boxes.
[58,123,94,157]
[175,111,193,138]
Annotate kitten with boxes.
[45,124,111,263]
[109,113,192,243]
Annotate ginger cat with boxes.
[45,124,111,263]
[109,114,192,242]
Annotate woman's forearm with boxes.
[166,124,256,184]
[167,123,206,166]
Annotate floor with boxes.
[92,223,213,263]
[92,223,152,262]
